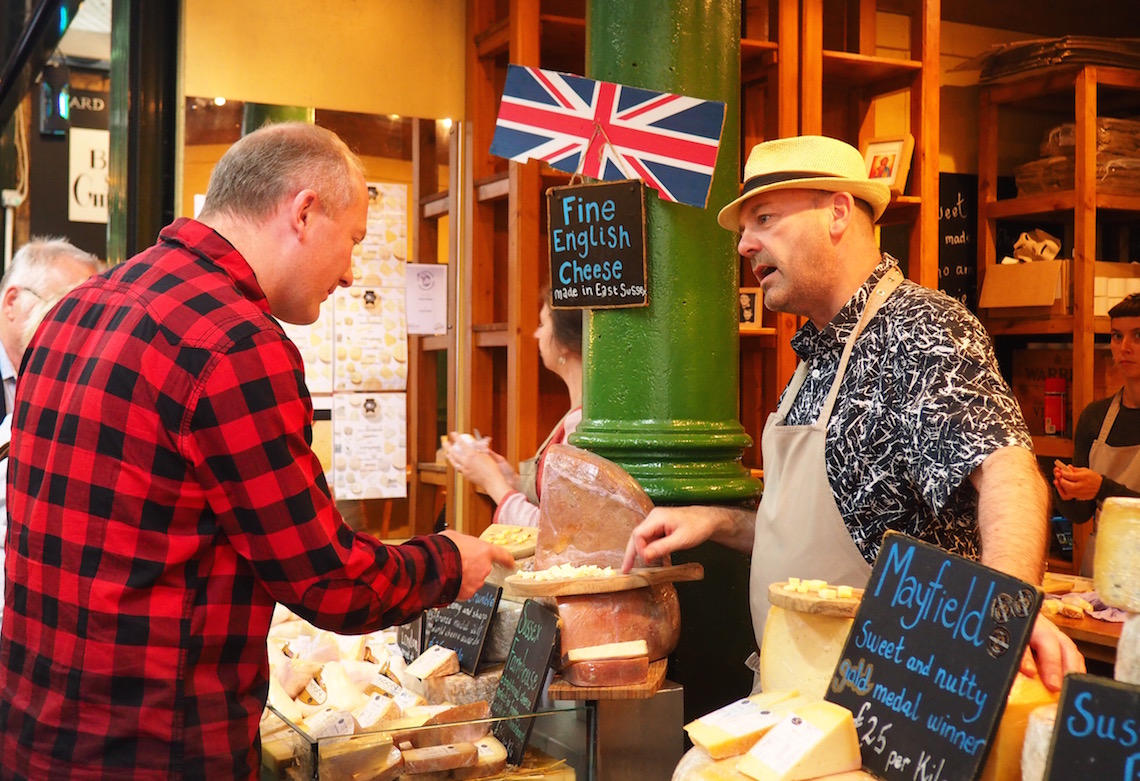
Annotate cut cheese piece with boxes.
[401,742,479,774]
[760,605,854,699]
[736,700,860,781]
[319,734,400,780]
[406,645,460,680]
[977,672,1059,781]
[564,639,648,663]
[562,656,649,687]
[1116,612,1140,685]
[1020,703,1058,781]
[352,692,400,730]
[421,666,503,706]
[684,690,805,760]
[1094,497,1140,611]
[321,661,368,713]
[266,673,304,724]
[391,700,492,748]
[452,735,509,780]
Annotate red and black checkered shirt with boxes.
[0,219,462,780]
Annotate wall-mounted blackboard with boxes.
[826,534,1040,781]
[427,584,502,675]
[546,179,647,309]
[939,173,978,313]
[396,615,424,665]
[490,599,560,765]
[1045,673,1140,779]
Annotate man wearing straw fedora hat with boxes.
[625,135,1083,691]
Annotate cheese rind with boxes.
[452,735,509,780]
[1116,612,1140,685]
[564,639,649,663]
[736,701,860,781]
[562,656,649,687]
[1020,703,1058,781]
[684,690,804,759]
[401,742,479,774]
[406,645,460,680]
[1094,497,1140,611]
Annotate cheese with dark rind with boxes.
[562,656,650,687]
[536,444,654,570]
[401,742,479,774]
[556,585,681,661]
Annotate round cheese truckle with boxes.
[536,444,654,570]
[1117,612,1140,685]
[556,585,681,661]
[1094,497,1140,612]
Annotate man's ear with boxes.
[290,189,320,234]
[1,286,21,320]
[827,191,856,237]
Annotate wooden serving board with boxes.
[503,562,704,598]
[768,581,862,618]
[548,658,667,701]
[478,524,538,559]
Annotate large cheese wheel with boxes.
[556,585,681,661]
[1020,703,1058,781]
[1094,497,1140,611]
[1116,612,1140,685]
[563,656,650,687]
[536,444,654,570]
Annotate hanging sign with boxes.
[826,534,1040,781]
[1044,673,1140,780]
[427,583,502,675]
[490,599,560,765]
[546,179,647,309]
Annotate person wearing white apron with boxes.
[1054,294,1140,575]
[625,135,1085,704]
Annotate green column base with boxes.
[571,419,760,502]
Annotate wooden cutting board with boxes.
[503,562,704,597]
[548,658,668,701]
[768,581,863,618]
[478,524,538,559]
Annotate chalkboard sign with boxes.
[546,179,647,309]
[396,615,424,665]
[939,173,978,313]
[490,599,560,765]
[826,534,1040,781]
[1044,673,1140,780]
[427,583,502,675]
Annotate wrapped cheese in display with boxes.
[556,585,681,661]
[536,444,654,570]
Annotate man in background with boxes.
[0,122,513,780]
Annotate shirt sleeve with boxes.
[183,329,462,632]
[493,491,539,527]
[903,308,1033,514]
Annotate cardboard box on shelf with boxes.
[1011,347,1121,436]
[979,260,1070,317]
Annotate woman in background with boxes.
[445,287,583,527]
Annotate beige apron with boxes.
[750,268,904,650]
[517,409,579,504]
[1080,391,1140,575]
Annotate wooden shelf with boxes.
[821,50,921,91]
[421,191,450,219]
[475,172,510,202]
[1032,436,1074,460]
[421,334,449,351]
[418,463,447,486]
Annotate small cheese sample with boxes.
[1094,497,1140,611]
[1116,612,1140,685]
[977,673,1059,781]
[565,639,648,663]
[1020,703,1058,781]
[452,735,509,780]
[562,656,650,687]
[406,645,460,680]
[760,606,854,699]
[401,742,479,774]
[736,701,860,781]
[684,690,805,759]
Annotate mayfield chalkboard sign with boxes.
[491,599,560,765]
[546,179,647,309]
[826,534,1040,781]
[427,583,502,675]
[1045,673,1140,780]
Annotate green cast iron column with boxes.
[241,103,314,135]
[572,0,758,503]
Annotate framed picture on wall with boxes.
[863,134,914,194]
[738,287,763,331]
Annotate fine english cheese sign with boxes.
[546,179,647,309]
[826,534,1040,781]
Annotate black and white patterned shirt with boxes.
[779,256,1032,564]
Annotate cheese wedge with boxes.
[684,690,805,759]
[1020,703,1058,781]
[402,742,479,774]
[736,701,860,781]
[564,639,649,663]
[760,606,854,699]
[352,692,400,730]
[406,645,460,680]
[977,673,1059,781]
[1094,497,1140,611]
[452,735,509,780]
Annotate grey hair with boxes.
[2,237,102,300]
[197,121,366,223]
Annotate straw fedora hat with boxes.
[717,135,892,230]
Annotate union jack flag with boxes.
[490,64,726,209]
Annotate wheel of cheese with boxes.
[556,585,681,661]
[1020,703,1058,781]
[759,605,853,699]
[562,656,650,687]
[1116,612,1140,685]
[1094,497,1140,611]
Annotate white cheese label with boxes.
[356,693,394,727]
[394,689,422,711]
[747,713,823,773]
[301,677,327,706]
[701,699,784,737]
[368,672,401,697]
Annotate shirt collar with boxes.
[158,218,272,314]
[0,345,15,385]
[790,253,899,361]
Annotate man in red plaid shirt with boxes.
[0,122,514,780]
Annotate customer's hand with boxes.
[1020,612,1086,691]
[441,531,517,601]
[1052,462,1102,502]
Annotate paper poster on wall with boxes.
[405,263,448,335]
[68,127,109,224]
[333,286,408,392]
[332,392,407,499]
[358,182,408,288]
[280,303,336,395]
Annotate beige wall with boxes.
[181,0,466,121]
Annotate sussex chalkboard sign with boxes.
[546,179,647,309]
[490,599,560,765]
[1045,673,1140,780]
[396,615,424,665]
[427,583,502,675]
[826,534,1040,781]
